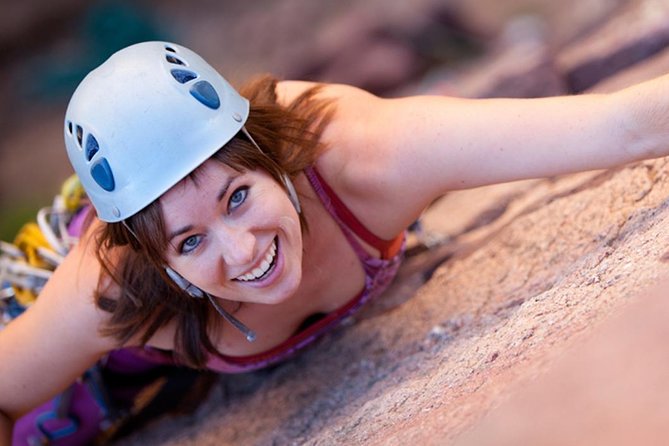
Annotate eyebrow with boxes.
[168,224,193,243]
[216,175,237,202]
[167,174,238,242]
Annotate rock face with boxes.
[112,0,669,445]
[456,279,669,446]
[4,0,669,444]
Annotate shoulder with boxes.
[276,80,379,104]
[276,81,384,132]
[47,220,118,338]
[277,80,388,164]
[276,81,386,172]
[45,218,154,350]
[278,81,414,237]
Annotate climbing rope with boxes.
[0,175,84,325]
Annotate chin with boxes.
[270,266,303,305]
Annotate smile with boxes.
[235,237,278,282]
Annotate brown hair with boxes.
[94,75,334,368]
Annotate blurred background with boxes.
[0,0,632,240]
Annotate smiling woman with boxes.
[90,46,335,366]
[4,40,669,444]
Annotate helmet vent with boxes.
[190,80,220,109]
[91,158,115,192]
[85,134,100,161]
[76,125,83,148]
[165,45,176,53]
[171,69,197,84]
[67,121,73,135]
[165,54,186,66]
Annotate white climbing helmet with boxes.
[64,41,249,222]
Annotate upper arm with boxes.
[314,84,631,237]
[0,234,116,419]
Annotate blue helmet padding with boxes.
[85,134,99,161]
[190,81,221,110]
[171,69,198,84]
[90,158,115,192]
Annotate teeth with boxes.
[236,239,277,282]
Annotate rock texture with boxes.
[556,0,669,92]
[456,278,669,446]
[3,0,669,444]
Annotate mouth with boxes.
[234,237,278,283]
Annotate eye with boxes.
[179,234,202,254]
[228,186,249,211]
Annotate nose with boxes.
[216,224,256,268]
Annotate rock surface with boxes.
[556,0,669,92]
[3,0,669,444]
[456,278,669,446]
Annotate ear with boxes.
[164,266,205,298]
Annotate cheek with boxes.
[169,251,219,283]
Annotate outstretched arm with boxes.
[313,75,669,238]
[381,77,669,189]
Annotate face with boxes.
[161,159,303,305]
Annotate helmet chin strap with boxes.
[165,267,257,342]
[241,126,302,214]
[205,290,257,342]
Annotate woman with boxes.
[2,40,669,443]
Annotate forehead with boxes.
[160,160,236,209]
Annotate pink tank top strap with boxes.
[304,166,403,259]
